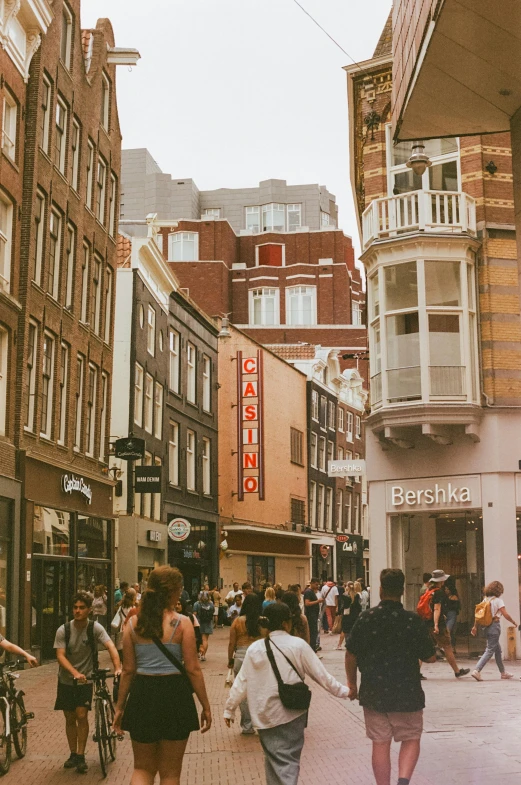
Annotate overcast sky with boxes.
[81,0,391,256]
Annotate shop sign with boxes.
[114,436,145,461]
[168,518,191,542]
[237,351,265,500]
[336,533,362,557]
[319,545,330,559]
[386,475,480,512]
[328,459,365,477]
[62,474,93,504]
[336,534,348,543]
[134,466,162,494]
[147,530,162,543]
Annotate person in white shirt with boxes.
[226,593,243,621]
[224,602,348,785]
[320,577,339,634]
[225,583,241,607]
[471,580,518,681]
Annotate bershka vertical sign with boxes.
[237,350,265,500]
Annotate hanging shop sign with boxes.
[114,436,145,461]
[337,533,362,557]
[336,534,349,543]
[134,466,162,494]
[62,474,93,504]
[328,459,365,477]
[168,518,191,542]
[237,351,265,500]
[386,475,481,512]
[319,545,330,559]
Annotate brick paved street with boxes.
[4,627,521,784]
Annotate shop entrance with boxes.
[394,510,485,657]
[31,559,73,660]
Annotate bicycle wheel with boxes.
[104,697,117,762]
[11,694,27,759]
[0,703,11,776]
[95,699,109,778]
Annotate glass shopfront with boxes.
[168,521,216,601]
[247,555,275,592]
[0,499,13,638]
[312,543,334,582]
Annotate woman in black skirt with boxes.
[113,566,211,784]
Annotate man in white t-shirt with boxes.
[225,582,242,606]
[321,577,339,633]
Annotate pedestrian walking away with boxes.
[193,591,215,661]
[227,593,262,734]
[112,588,138,663]
[416,569,470,678]
[346,569,436,785]
[337,581,362,650]
[303,578,324,652]
[443,576,461,652]
[321,577,339,634]
[177,597,203,651]
[113,566,211,785]
[282,591,310,645]
[471,580,519,681]
[224,602,349,785]
[54,591,121,775]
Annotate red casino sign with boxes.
[237,350,265,500]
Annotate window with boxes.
[186,430,195,491]
[309,482,317,528]
[90,255,102,334]
[327,441,334,466]
[65,223,75,309]
[85,364,97,455]
[155,232,163,254]
[168,232,198,261]
[134,458,142,514]
[336,489,343,531]
[168,422,179,485]
[108,174,116,237]
[25,323,38,431]
[245,206,260,233]
[317,484,325,529]
[249,288,279,326]
[99,373,108,461]
[202,437,211,494]
[74,354,84,450]
[153,457,162,521]
[147,306,155,355]
[355,453,361,483]
[104,266,112,343]
[144,373,153,433]
[320,211,330,227]
[134,364,143,426]
[54,97,67,174]
[338,407,344,432]
[47,208,61,300]
[202,355,211,412]
[355,415,361,439]
[318,436,326,472]
[310,432,317,467]
[262,203,285,232]
[202,208,221,218]
[80,243,89,323]
[354,495,360,534]
[338,446,344,461]
[32,191,46,286]
[86,140,94,208]
[2,91,17,160]
[40,76,51,153]
[320,396,327,428]
[60,4,72,69]
[0,329,6,435]
[95,157,107,224]
[169,329,180,392]
[70,119,80,190]
[40,333,55,438]
[346,411,353,441]
[286,286,316,325]
[256,243,284,267]
[325,487,333,531]
[291,498,306,528]
[311,390,319,421]
[387,126,460,196]
[154,382,163,439]
[352,301,363,325]
[345,493,352,532]
[57,343,69,445]
[0,194,13,291]
[101,73,110,130]
[247,556,275,592]
[290,428,304,465]
[327,401,335,429]
[187,342,196,403]
[287,204,301,232]
[345,450,353,486]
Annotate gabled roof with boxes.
[373,11,392,58]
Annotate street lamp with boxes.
[406,141,431,177]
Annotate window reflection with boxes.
[77,516,108,559]
[33,506,71,555]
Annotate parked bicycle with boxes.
[0,660,34,776]
[77,668,120,778]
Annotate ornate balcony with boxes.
[362,190,477,250]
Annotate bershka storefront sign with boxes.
[386,475,481,512]
[237,351,265,500]
[62,474,93,505]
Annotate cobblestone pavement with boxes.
[3,627,521,784]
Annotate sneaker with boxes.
[76,756,88,774]
[471,670,482,681]
[455,668,470,678]
[63,753,78,769]
[501,672,514,679]
[241,728,256,735]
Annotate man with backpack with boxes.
[54,592,121,774]
[416,570,470,679]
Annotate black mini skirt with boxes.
[122,674,199,743]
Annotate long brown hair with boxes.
[136,566,184,639]
[484,581,504,598]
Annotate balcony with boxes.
[362,190,477,250]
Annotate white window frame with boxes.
[320,211,330,227]
[54,97,67,174]
[287,204,302,232]
[147,306,155,356]
[202,437,211,495]
[2,91,17,160]
[108,173,116,238]
[317,484,325,530]
[336,489,343,531]
[255,243,286,267]
[168,232,199,262]
[74,354,84,451]
[352,301,363,325]
[187,342,196,403]
[104,266,112,343]
[95,156,107,225]
[249,287,280,326]
[202,208,221,218]
[90,254,102,334]
[65,223,75,310]
[318,436,326,472]
[346,411,353,442]
[355,415,361,439]
[328,401,335,430]
[285,285,317,326]
[143,451,152,519]
[345,493,352,532]
[311,390,319,421]
[144,373,153,433]
[134,363,143,427]
[186,429,196,491]
[80,243,89,323]
[354,495,360,533]
[245,206,260,233]
[154,381,163,440]
[202,355,211,412]
[47,208,61,300]
[337,407,344,432]
[85,363,97,456]
[101,73,110,130]
[169,329,180,393]
[386,124,461,196]
[40,76,51,153]
[71,119,80,191]
[57,342,69,445]
[99,372,108,461]
[60,3,73,70]
[168,421,179,486]
[325,486,333,531]
[40,332,55,439]
[86,140,94,208]
[0,329,7,436]
[0,192,13,291]
[262,203,285,232]
[25,322,38,431]
[33,190,45,286]
[153,456,162,521]
[310,432,317,468]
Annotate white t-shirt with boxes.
[489,597,505,618]
[321,584,339,607]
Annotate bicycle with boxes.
[0,660,35,776]
[81,668,120,778]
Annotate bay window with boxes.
[285,286,316,325]
[287,204,301,231]
[249,288,279,326]
[168,232,198,261]
[387,127,460,196]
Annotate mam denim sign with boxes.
[237,350,265,500]
[385,475,481,512]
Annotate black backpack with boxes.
[198,604,214,624]
[64,619,99,672]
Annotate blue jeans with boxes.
[475,621,504,673]
[233,647,253,731]
[257,713,307,785]
[445,610,458,650]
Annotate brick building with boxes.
[0,0,138,655]
[346,14,520,657]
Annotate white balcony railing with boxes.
[362,190,477,249]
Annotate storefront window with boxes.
[76,562,110,596]
[247,555,275,591]
[0,499,12,637]
[33,506,71,556]
[77,516,109,559]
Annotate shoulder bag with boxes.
[265,636,311,711]
[151,635,194,693]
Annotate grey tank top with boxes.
[130,616,183,675]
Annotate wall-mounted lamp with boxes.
[485,160,497,175]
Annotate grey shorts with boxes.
[363,708,423,743]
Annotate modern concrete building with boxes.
[346,15,521,658]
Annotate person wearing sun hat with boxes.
[428,570,470,678]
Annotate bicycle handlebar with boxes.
[73,670,117,684]
[0,659,26,674]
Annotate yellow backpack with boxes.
[474,598,493,627]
